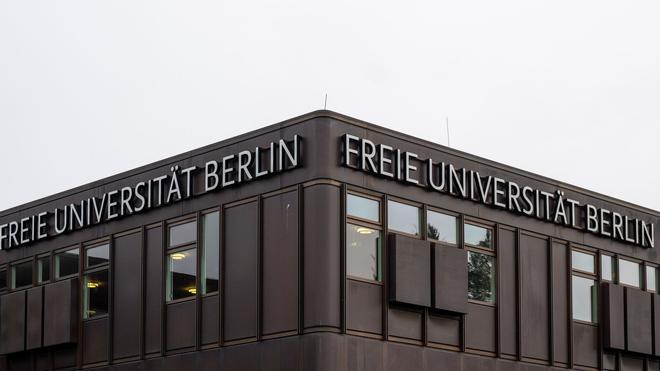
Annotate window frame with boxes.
[617,257,643,289]
[386,197,422,238]
[83,240,111,320]
[425,206,459,247]
[571,246,598,325]
[10,258,34,291]
[345,190,384,285]
[0,265,8,293]
[464,219,496,306]
[600,253,616,283]
[200,208,221,297]
[646,264,658,293]
[166,216,198,304]
[54,246,81,281]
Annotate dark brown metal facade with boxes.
[0,111,658,371]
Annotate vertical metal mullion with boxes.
[297,184,304,335]
[568,242,574,369]
[422,204,429,347]
[257,195,263,341]
[597,249,604,371]
[195,212,202,350]
[382,193,389,340]
[548,237,555,367]
[219,206,226,347]
[76,242,84,369]
[496,224,503,358]
[160,221,167,357]
[460,214,466,353]
[515,229,522,361]
[340,184,347,335]
[140,225,146,359]
[108,236,115,364]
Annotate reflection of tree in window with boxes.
[478,230,492,248]
[468,251,494,302]
[428,224,439,240]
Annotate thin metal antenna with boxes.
[324,94,328,110]
[446,117,451,147]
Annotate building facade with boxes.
[0,111,657,371]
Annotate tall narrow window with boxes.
[167,220,197,301]
[465,223,496,304]
[37,256,50,284]
[346,193,382,282]
[55,248,79,279]
[387,200,420,236]
[11,261,33,289]
[426,210,457,244]
[202,211,220,294]
[83,243,110,319]
[571,249,597,323]
[601,254,614,282]
[619,259,641,288]
[0,268,6,291]
[647,266,657,293]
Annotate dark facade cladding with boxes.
[0,111,658,371]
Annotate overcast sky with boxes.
[1,1,658,213]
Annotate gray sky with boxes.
[1,1,659,212]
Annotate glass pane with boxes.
[56,248,79,279]
[202,212,220,294]
[601,255,614,281]
[388,201,420,236]
[572,250,595,274]
[167,248,197,301]
[346,223,381,281]
[37,257,50,284]
[619,259,641,287]
[0,270,6,290]
[464,224,492,249]
[647,266,657,292]
[84,270,109,318]
[347,194,380,222]
[11,261,33,289]
[169,221,197,247]
[427,211,457,244]
[572,275,597,322]
[86,244,109,268]
[467,251,496,303]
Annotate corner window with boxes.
[55,248,79,279]
[618,259,641,288]
[346,193,382,282]
[646,266,657,293]
[387,200,420,236]
[347,193,380,223]
[167,220,197,301]
[426,210,457,244]
[571,249,597,323]
[201,211,220,294]
[601,255,614,282]
[11,261,33,289]
[84,243,110,319]
[467,251,496,303]
[464,224,492,249]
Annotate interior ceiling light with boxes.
[87,281,100,289]
[171,252,187,260]
[356,227,373,234]
[187,287,197,294]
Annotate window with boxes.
[347,193,380,222]
[647,266,657,293]
[37,256,50,284]
[167,249,197,300]
[571,249,597,323]
[387,200,420,236]
[426,210,457,244]
[601,255,614,282]
[467,251,496,302]
[167,220,197,301]
[0,268,6,290]
[11,261,33,289]
[618,259,641,288]
[346,224,382,281]
[572,250,595,274]
[464,224,492,249]
[55,248,79,279]
[465,223,496,304]
[84,243,110,319]
[346,193,382,282]
[202,211,220,294]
